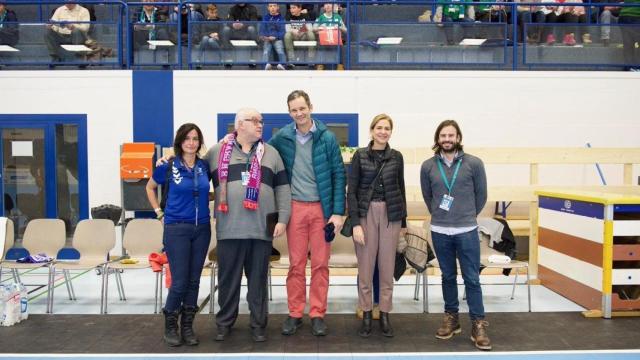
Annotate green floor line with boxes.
[28,269,92,302]
[0,267,38,283]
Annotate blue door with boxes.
[0,115,88,243]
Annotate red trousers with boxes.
[286,200,331,318]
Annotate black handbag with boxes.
[341,159,387,238]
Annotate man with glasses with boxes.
[206,108,291,342]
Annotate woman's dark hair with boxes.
[173,123,205,159]
[432,119,463,154]
[286,89,312,109]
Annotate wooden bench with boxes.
[378,147,640,277]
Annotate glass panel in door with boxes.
[2,128,46,241]
[55,124,80,239]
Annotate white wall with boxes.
[174,70,640,187]
[1,71,134,211]
[2,70,639,212]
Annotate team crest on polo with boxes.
[172,165,182,184]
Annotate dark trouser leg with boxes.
[455,230,485,320]
[431,231,459,314]
[45,28,69,59]
[244,239,271,329]
[163,223,197,312]
[216,239,247,328]
[182,223,211,307]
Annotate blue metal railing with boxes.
[1,0,639,69]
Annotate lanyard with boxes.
[437,157,462,195]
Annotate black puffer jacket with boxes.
[347,142,407,228]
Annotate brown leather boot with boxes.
[471,319,492,351]
[435,312,461,340]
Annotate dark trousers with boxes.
[216,238,271,329]
[163,222,211,312]
[431,229,485,320]
[45,28,87,60]
[620,16,640,66]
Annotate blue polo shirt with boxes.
[152,157,211,225]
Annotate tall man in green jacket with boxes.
[270,90,346,337]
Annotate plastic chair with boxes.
[0,219,66,308]
[104,219,163,314]
[0,217,16,283]
[48,219,115,314]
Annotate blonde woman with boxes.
[347,114,407,338]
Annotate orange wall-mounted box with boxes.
[120,143,155,179]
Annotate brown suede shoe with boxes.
[471,319,492,351]
[435,312,461,340]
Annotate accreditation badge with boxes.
[241,171,250,186]
[439,194,454,211]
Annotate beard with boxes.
[439,141,461,153]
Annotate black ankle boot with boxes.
[358,310,373,338]
[163,309,183,346]
[181,305,199,346]
[380,311,394,337]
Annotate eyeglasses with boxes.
[243,117,264,126]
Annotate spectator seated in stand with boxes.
[313,3,347,70]
[509,0,546,43]
[0,1,19,47]
[591,0,622,46]
[45,1,90,63]
[285,3,315,65]
[198,4,223,61]
[169,3,203,45]
[286,2,317,21]
[132,0,169,50]
[433,0,475,45]
[261,3,287,70]
[544,0,591,46]
[221,2,259,48]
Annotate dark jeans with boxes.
[45,28,87,61]
[431,229,485,320]
[216,238,271,329]
[620,16,640,66]
[163,222,211,312]
[442,16,475,45]
[220,25,257,48]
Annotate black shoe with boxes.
[215,326,230,341]
[358,311,372,338]
[162,309,183,347]
[248,64,257,69]
[380,311,394,337]
[281,316,303,335]
[251,327,267,342]
[223,64,232,69]
[180,305,199,346]
[310,317,328,336]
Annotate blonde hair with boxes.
[369,113,394,131]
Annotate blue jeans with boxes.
[163,222,211,312]
[431,229,485,320]
[200,35,222,62]
[262,39,286,64]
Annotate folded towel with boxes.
[488,254,511,264]
[16,253,53,263]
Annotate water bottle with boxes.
[19,283,28,321]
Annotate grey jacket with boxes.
[207,142,291,241]
[420,150,487,228]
